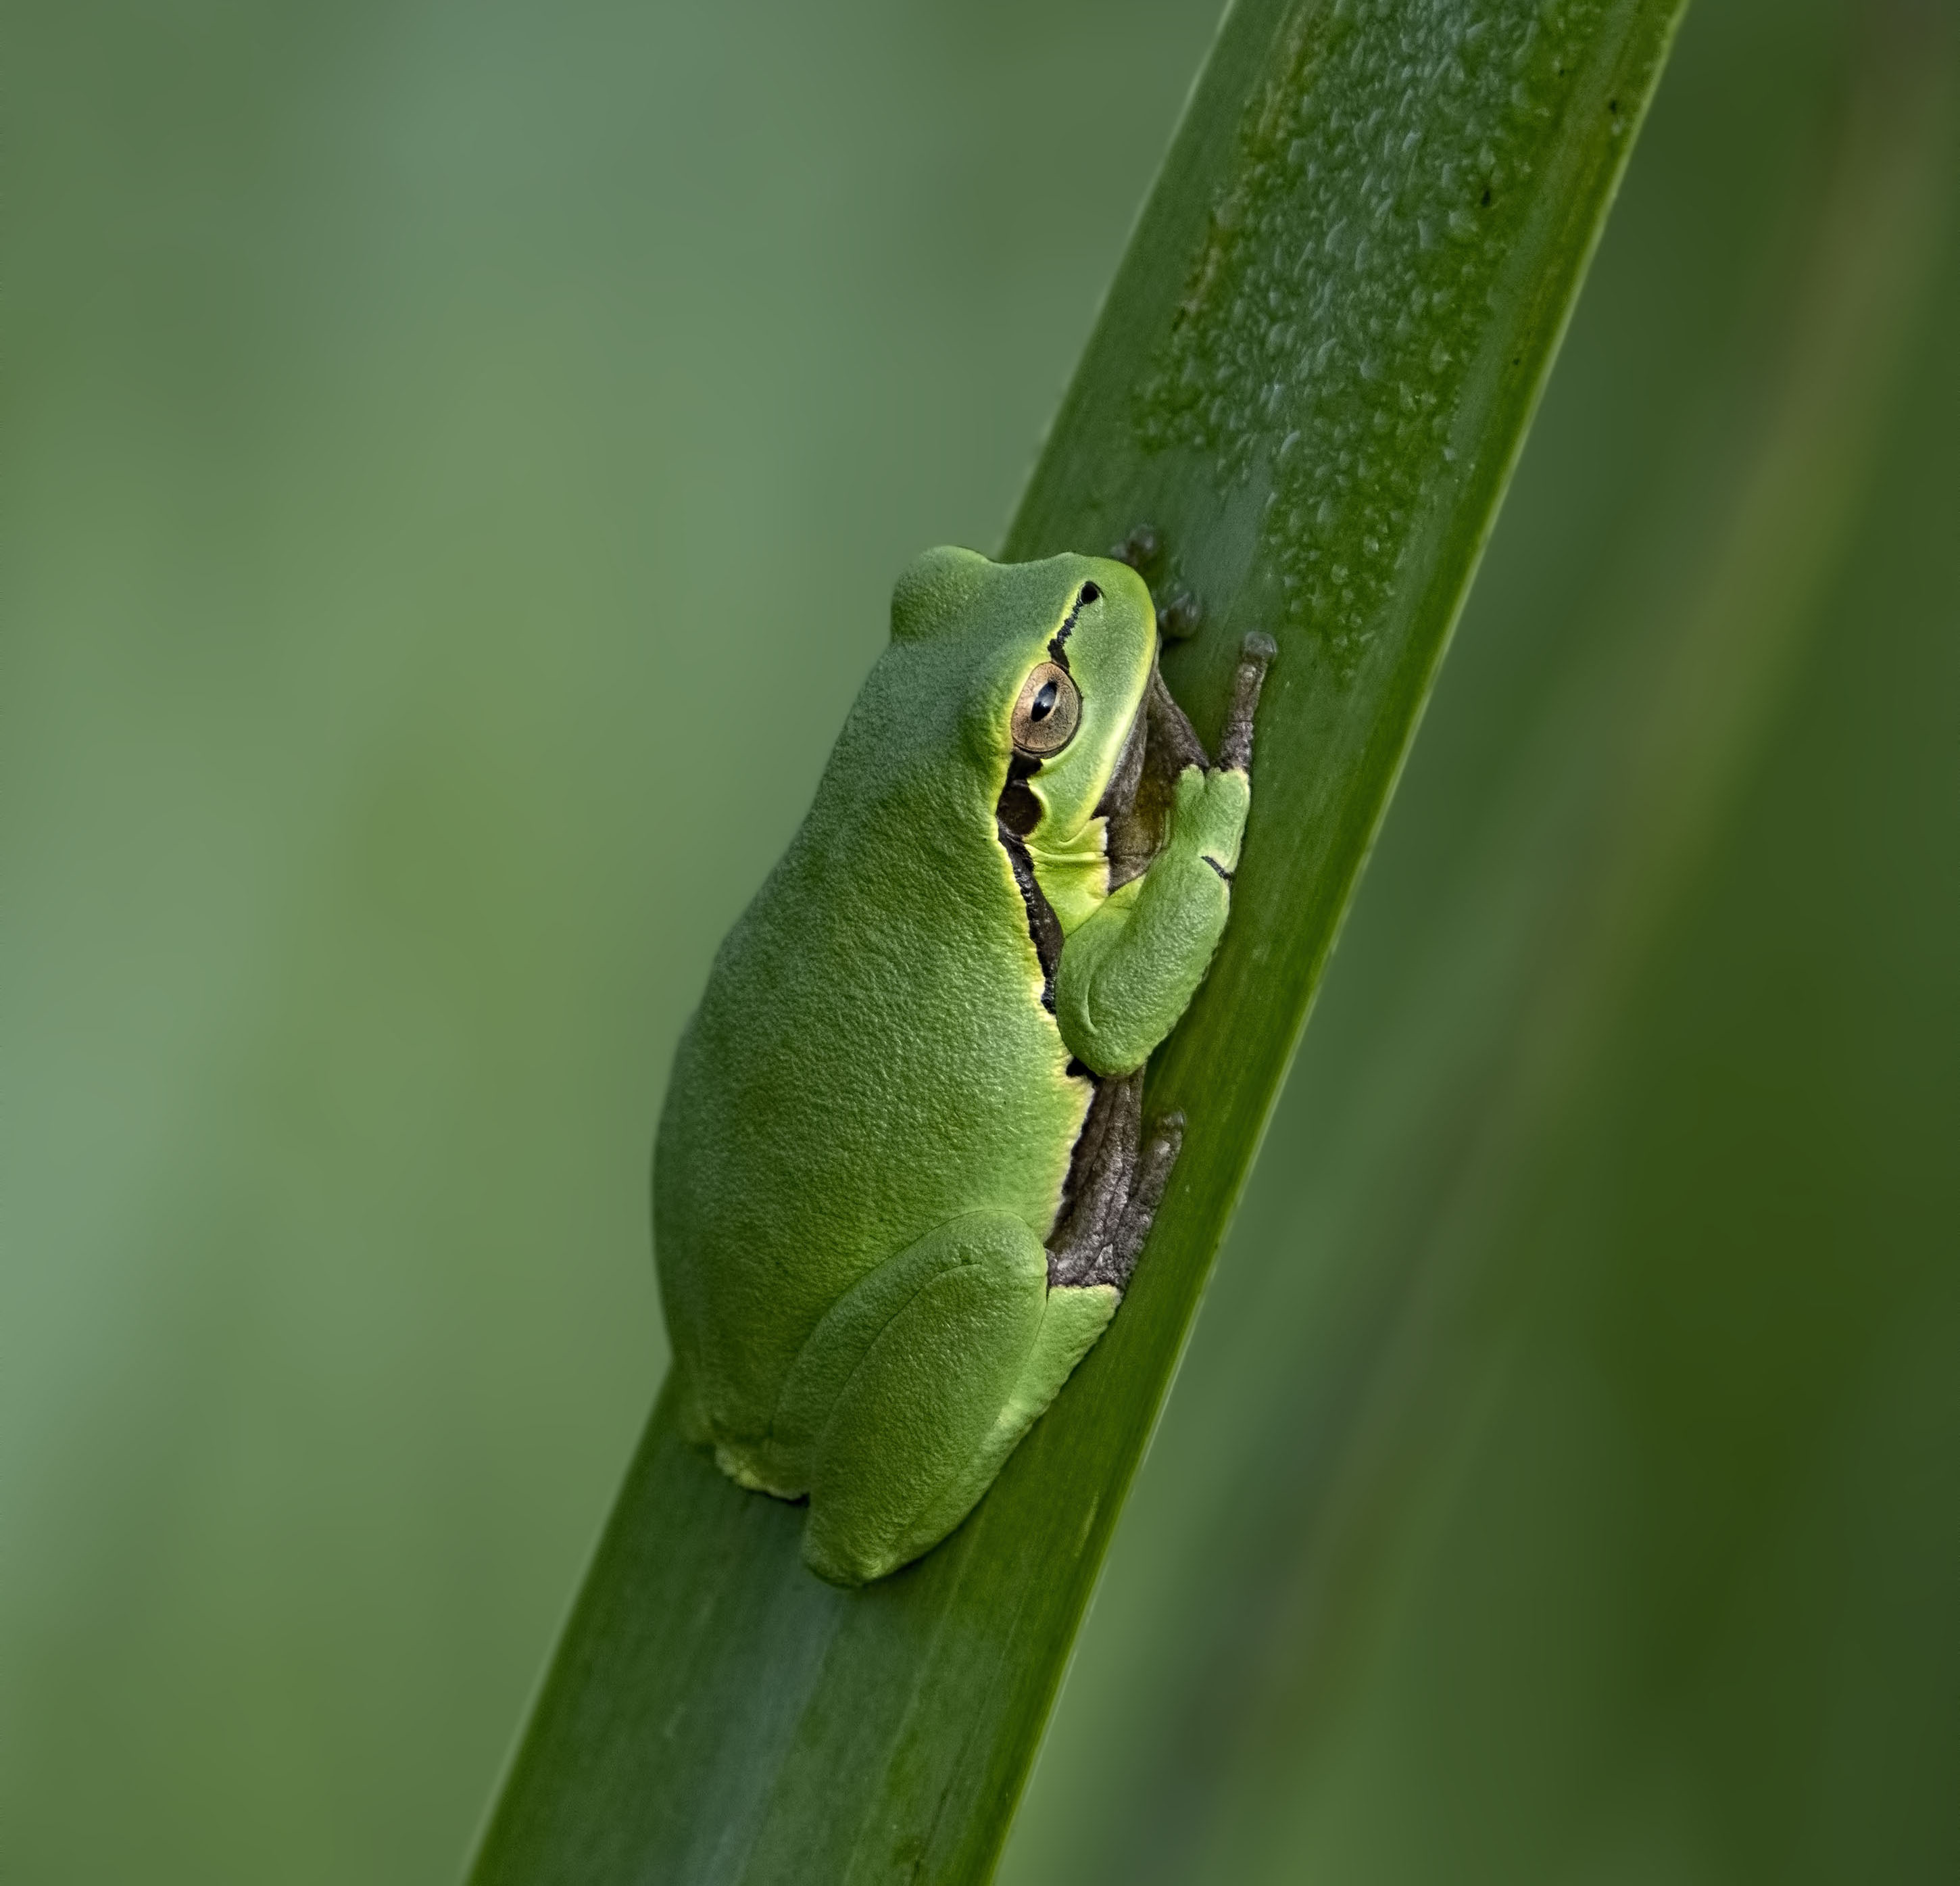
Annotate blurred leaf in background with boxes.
[5,2,1957,1885]
[1,2,1219,1880]
[1002,0,1960,1882]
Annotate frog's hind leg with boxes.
[785,1212,1114,1586]
[1046,1070,1185,1292]
[1046,1071,1142,1281]
[1089,1107,1183,1290]
[784,1076,1187,1586]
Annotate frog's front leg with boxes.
[774,1213,1118,1585]
[1054,632,1275,1078]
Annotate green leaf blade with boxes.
[468,3,1692,1881]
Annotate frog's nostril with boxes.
[1079,581,1101,605]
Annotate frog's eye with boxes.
[1011,660,1081,758]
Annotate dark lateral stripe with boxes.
[997,819,1064,1011]
[1202,854,1233,882]
[1047,590,1089,671]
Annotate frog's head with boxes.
[890,546,1157,842]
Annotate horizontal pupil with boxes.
[1032,683,1057,720]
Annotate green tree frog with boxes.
[655,546,1271,1585]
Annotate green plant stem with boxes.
[467,3,1689,1881]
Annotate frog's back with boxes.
[654,629,1088,1468]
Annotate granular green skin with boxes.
[654,547,1252,1584]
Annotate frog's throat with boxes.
[1025,821,1112,937]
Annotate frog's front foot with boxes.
[1109,523,1160,572]
[1219,631,1277,772]
[1108,526,1204,641]
[1156,590,1204,641]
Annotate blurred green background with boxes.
[4,2,1954,1884]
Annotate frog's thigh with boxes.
[793,1215,1114,1586]
[884,1280,1116,1576]
[770,1220,991,1478]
